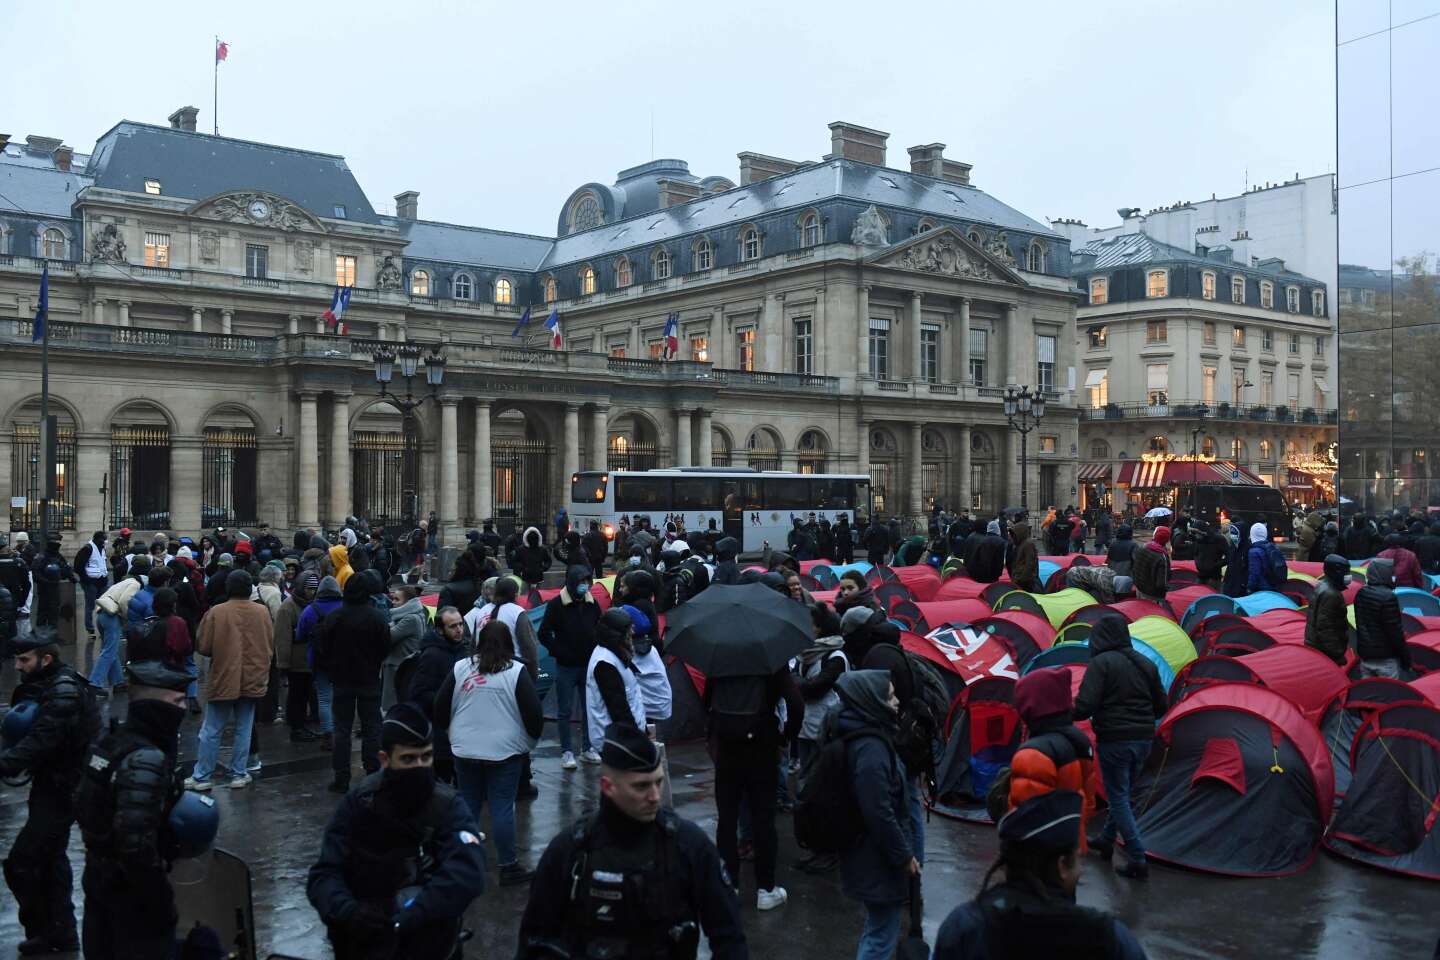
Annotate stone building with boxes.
[0,110,1079,544]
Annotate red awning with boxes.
[1117,459,1264,489]
[1079,462,1112,481]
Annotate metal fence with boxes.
[353,428,418,529]
[10,423,76,531]
[111,425,171,529]
[494,440,554,535]
[608,441,659,473]
[202,428,259,527]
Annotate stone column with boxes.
[473,400,492,523]
[908,420,924,519]
[377,322,389,341]
[590,329,602,353]
[116,301,131,328]
[675,409,693,467]
[288,314,300,335]
[191,307,203,333]
[709,310,723,365]
[762,293,783,372]
[909,291,924,380]
[220,309,233,335]
[92,298,106,326]
[590,404,609,471]
[628,321,641,358]
[958,424,973,510]
[1005,302,1020,387]
[170,437,203,536]
[856,417,871,477]
[563,403,580,503]
[297,392,320,529]
[856,285,871,377]
[74,435,108,534]
[0,433,10,524]
[439,397,459,540]
[314,317,326,334]
[697,409,713,466]
[329,393,351,527]
[957,297,972,387]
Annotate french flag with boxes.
[662,312,679,360]
[544,308,563,349]
[322,286,352,334]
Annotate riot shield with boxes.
[173,846,258,960]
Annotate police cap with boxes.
[125,658,191,693]
[382,701,433,748]
[9,624,61,654]
[601,722,661,773]
[997,790,1083,852]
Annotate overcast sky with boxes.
[3,1,1335,238]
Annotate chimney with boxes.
[737,151,802,185]
[656,178,702,209]
[906,143,973,185]
[826,121,889,166]
[167,106,199,132]
[25,135,62,154]
[53,145,73,172]
[394,190,419,220]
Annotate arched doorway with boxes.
[747,427,782,472]
[201,406,259,527]
[970,431,998,513]
[711,426,733,467]
[352,400,420,530]
[110,401,171,530]
[9,398,77,532]
[492,407,554,534]
[797,429,829,474]
[608,413,659,471]
[921,429,948,511]
[868,427,899,517]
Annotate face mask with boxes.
[629,557,641,567]
[575,583,590,596]
[380,764,435,814]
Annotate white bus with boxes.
[568,468,873,553]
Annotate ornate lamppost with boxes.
[371,345,445,524]
[1003,385,1046,513]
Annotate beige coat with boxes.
[273,595,309,673]
[197,597,274,701]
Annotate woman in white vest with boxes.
[434,619,544,886]
[619,603,672,723]
[464,576,539,678]
[585,608,647,755]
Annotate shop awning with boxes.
[1079,462,1112,481]
[1117,459,1265,490]
[1287,466,1335,488]
[1083,369,1108,388]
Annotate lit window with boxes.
[690,336,709,362]
[693,239,713,271]
[1260,439,1273,460]
[1231,439,1248,461]
[1231,276,1245,303]
[543,276,557,303]
[411,269,430,296]
[1036,334,1056,392]
[738,327,756,371]
[1038,436,1057,454]
[453,273,472,300]
[1260,281,1274,309]
[615,257,632,288]
[1089,277,1108,305]
[609,343,627,359]
[1261,370,1274,405]
[1202,271,1216,300]
[335,255,356,287]
[245,244,267,279]
[1232,325,1246,348]
[867,318,890,379]
[1026,243,1045,272]
[801,213,820,247]
[1146,270,1168,298]
[1203,321,1216,345]
[1289,333,1300,355]
[1262,329,1274,351]
[495,278,513,305]
[580,266,596,295]
[920,322,940,383]
[648,341,664,360]
[1312,290,1325,316]
[653,249,671,280]
[1087,325,1108,349]
[570,194,602,232]
[144,179,162,195]
[795,317,815,375]
[1087,370,1109,408]
[41,228,65,259]
[1202,365,1217,404]
[1146,435,1170,454]
[1201,437,1217,457]
[1145,319,1167,343]
[143,232,170,268]
[740,227,760,262]
[1146,363,1169,405]
[968,328,986,386]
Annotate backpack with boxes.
[707,675,772,741]
[794,725,891,854]
[1263,542,1288,590]
[894,649,950,784]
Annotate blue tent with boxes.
[1021,637,1176,693]
[1233,591,1300,617]
[1395,587,1440,617]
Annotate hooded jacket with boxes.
[1192,525,1230,582]
[1297,511,1325,560]
[1106,524,1137,576]
[1073,613,1168,743]
[327,544,354,589]
[296,575,344,664]
[1304,555,1351,666]
[1246,523,1284,593]
[711,537,741,585]
[1414,525,1440,574]
[967,527,1007,583]
[273,587,311,673]
[514,526,552,584]
[835,670,912,906]
[386,595,429,669]
[409,624,468,718]
[1130,535,1170,599]
[1006,667,1096,845]
[1006,522,1041,593]
[1377,535,1424,589]
[538,565,601,668]
[1354,558,1410,667]
[315,575,390,689]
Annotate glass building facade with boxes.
[1337,3,1440,512]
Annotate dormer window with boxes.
[1089,277,1108,305]
[580,265,597,296]
[1026,242,1045,273]
[1145,269,1168,298]
[144,179,162,195]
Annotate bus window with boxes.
[673,476,720,510]
[571,472,609,504]
[615,476,672,512]
[812,478,855,510]
[763,477,811,510]
[722,478,763,513]
[855,479,872,523]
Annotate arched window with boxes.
[653,248,671,280]
[1259,439,1274,460]
[569,194,603,233]
[800,213,820,247]
[615,256,632,288]
[410,269,430,296]
[41,228,65,259]
[1231,439,1248,462]
[693,238,713,271]
[1284,440,1300,460]
[1201,436,1217,458]
[1089,439,1110,459]
[739,227,760,262]
[916,218,936,235]
[746,427,780,471]
[967,229,983,246]
[452,273,473,300]
[543,276,558,303]
[1260,280,1274,309]
[1026,242,1046,272]
[580,265,596,295]
[1201,271,1217,300]
[1146,435,1170,455]
[1146,269,1168,298]
[494,277,513,305]
[797,429,828,474]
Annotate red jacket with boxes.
[1378,547,1423,589]
[1007,724,1097,850]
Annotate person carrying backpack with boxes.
[995,667,1097,843]
[1246,522,1287,594]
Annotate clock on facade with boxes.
[247,198,271,221]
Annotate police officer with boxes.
[74,656,199,959]
[308,702,487,960]
[0,533,31,651]
[29,537,75,632]
[0,627,101,955]
[517,722,748,960]
[931,790,1149,959]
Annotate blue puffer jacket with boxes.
[837,709,913,906]
[127,584,157,624]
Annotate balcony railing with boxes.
[7,318,277,359]
[1081,400,1338,425]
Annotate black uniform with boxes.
[29,545,75,629]
[517,798,748,960]
[74,698,187,959]
[931,881,1147,959]
[307,771,487,960]
[0,657,101,949]
[0,550,30,624]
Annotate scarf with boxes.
[834,583,875,614]
[799,634,845,669]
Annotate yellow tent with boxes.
[995,588,1096,630]
[1128,615,1198,674]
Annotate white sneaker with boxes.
[561,751,578,771]
[183,776,212,792]
[229,774,252,789]
[757,887,788,911]
[579,749,602,765]
[247,757,262,773]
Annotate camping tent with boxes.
[1167,585,1219,621]
[1319,678,1427,798]
[931,676,1020,822]
[1136,683,1334,876]
[1172,646,1348,724]
[1395,587,1440,618]
[1109,598,1178,624]
[934,577,1014,602]
[967,612,1054,669]
[993,588,1095,629]
[1128,615,1199,676]
[893,564,942,601]
[1022,636,1177,693]
[914,599,994,632]
[1234,591,1300,617]
[1409,631,1440,674]
[1325,701,1440,879]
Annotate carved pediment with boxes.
[867,227,1024,286]
[188,191,326,234]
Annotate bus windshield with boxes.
[571,472,608,504]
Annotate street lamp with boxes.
[371,345,445,530]
[1003,385,1046,513]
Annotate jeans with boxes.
[184,651,198,700]
[1096,739,1152,861]
[904,772,925,866]
[553,664,586,754]
[454,755,525,866]
[80,578,104,634]
[332,685,381,779]
[192,698,257,783]
[855,902,903,960]
[715,739,779,892]
[314,670,333,733]
[89,611,125,689]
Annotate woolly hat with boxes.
[841,606,873,637]
[1013,667,1073,724]
[1152,527,1171,546]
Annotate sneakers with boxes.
[183,776,212,792]
[499,863,535,887]
[578,749,601,765]
[246,756,262,773]
[1115,857,1150,880]
[756,887,788,911]
[561,751,578,771]
[229,774,252,789]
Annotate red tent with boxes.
[1170,559,1198,576]
[968,611,1053,668]
[1109,598,1176,623]
[904,628,1025,687]
[892,564,941,601]
[1250,608,1306,631]
[1412,669,1440,702]
[934,577,1009,602]
[798,559,837,573]
[1038,554,1090,570]
[914,599,993,632]
[1166,585,1218,620]
[1320,678,1428,797]
[1238,645,1350,723]
[810,588,840,606]
[1408,631,1440,674]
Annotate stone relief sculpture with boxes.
[376,254,403,290]
[850,204,889,247]
[199,231,220,262]
[895,235,992,279]
[984,230,1018,266]
[201,192,316,232]
[90,223,127,262]
[293,239,314,272]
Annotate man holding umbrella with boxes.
[665,582,807,912]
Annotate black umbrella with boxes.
[664,583,814,678]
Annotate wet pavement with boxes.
[2,636,1438,960]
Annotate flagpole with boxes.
[213,36,219,134]
[38,277,50,549]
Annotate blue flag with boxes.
[32,265,48,343]
[510,305,532,338]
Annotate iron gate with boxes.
[607,440,658,472]
[202,428,259,528]
[353,427,419,529]
[493,440,554,534]
[10,423,76,531]
[111,425,171,529]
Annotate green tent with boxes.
[995,587,1095,630]
[1128,615,1198,675]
